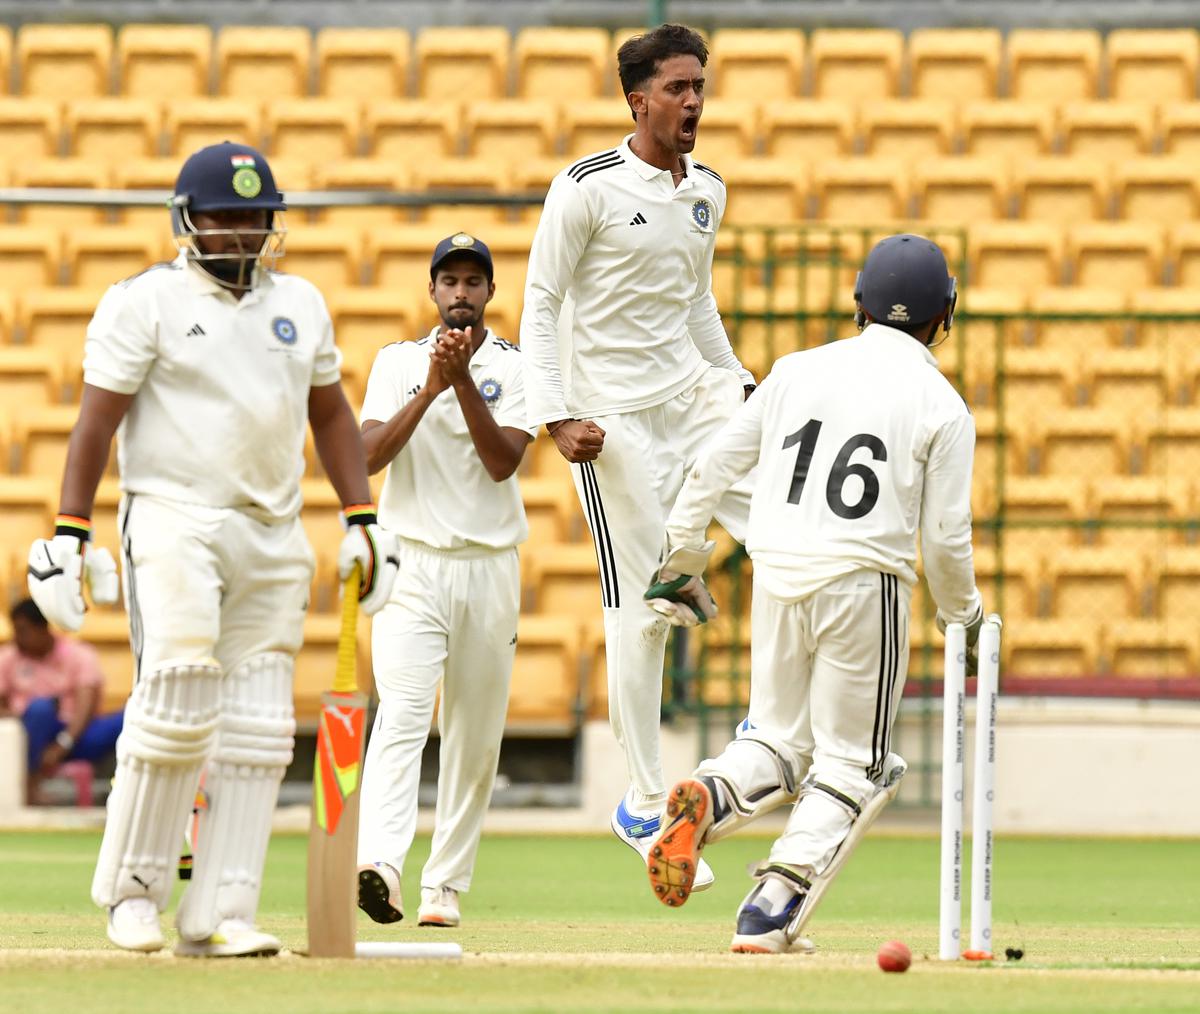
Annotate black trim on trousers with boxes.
[578,461,620,608]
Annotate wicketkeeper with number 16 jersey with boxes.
[642,234,991,954]
[521,24,756,888]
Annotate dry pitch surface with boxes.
[2,831,1197,1013]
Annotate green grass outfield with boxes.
[1,830,1198,1014]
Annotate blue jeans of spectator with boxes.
[21,696,124,773]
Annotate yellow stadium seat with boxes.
[522,428,574,481]
[19,289,105,392]
[961,101,1054,162]
[959,288,1026,409]
[365,100,460,164]
[275,225,363,291]
[514,27,607,101]
[0,98,60,166]
[1003,346,1079,420]
[1000,475,1087,531]
[265,98,361,165]
[1006,29,1101,105]
[327,287,419,359]
[525,543,600,617]
[217,26,311,99]
[1031,408,1133,479]
[908,29,1002,102]
[465,100,557,163]
[0,475,56,560]
[109,158,177,231]
[1159,103,1200,159]
[65,226,165,288]
[1068,223,1164,293]
[1046,546,1147,624]
[1131,288,1200,354]
[972,543,1042,622]
[1105,620,1198,679]
[1168,223,1200,288]
[1028,287,1130,352]
[310,160,412,229]
[256,157,310,196]
[709,29,805,100]
[761,100,854,162]
[17,24,113,100]
[510,156,562,224]
[0,349,62,428]
[411,158,510,226]
[165,98,262,157]
[1014,159,1108,225]
[416,26,509,102]
[10,159,108,227]
[1080,347,1169,422]
[519,476,583,545]
[66,98,160,163]
[507,614,583,729]
[581,616,607,719]
[913,158,1009,222]
[970,222,1063,292]
[315,27,409,101]
[562,100,634,160]
[809,29,903,101]
[860,100,954,162]
[721,160,806,225]
[1141,408,1200,478]
[293,619,372,722]
[1060,102,1153,164]
[690,100,757,164]
[117,24,211,98]
[0,26,11,95]
[1152,547,1200,624]
[812,159,907,222]
[11,404,95,479]
[1004,619,1102,679]
[0,291,14,344]
[1086,475,1191,554]
[474,222,535,304]
[1106,29,1199,105]
[366,223,458,292]
[1113,159,1200,227]
[0,226,60,289]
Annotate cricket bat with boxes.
[306,567,366,958]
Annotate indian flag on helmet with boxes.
[230,154,256,167]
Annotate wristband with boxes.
[55,730,76,751]
[55,514,92,541]
[342,504,378,528]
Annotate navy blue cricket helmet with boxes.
[170,142,287,288]
[854,234,957,335]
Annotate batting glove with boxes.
[337,505,400,616]
[644,541,718,627]
[937,604,1001,678]
[27,515,119,632]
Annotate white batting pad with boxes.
[694,729,803,843]
[91,660,222,909]
[176,652,295,941]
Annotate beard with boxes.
[200,253,256,288]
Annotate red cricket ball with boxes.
[877,939,912,973]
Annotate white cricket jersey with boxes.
[521,134,754,426]
[83,253,342,523]
[667,324,981,620]
[361,329,534,551]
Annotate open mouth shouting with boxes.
[679,113,699,147]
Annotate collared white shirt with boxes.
[667,324,981,619]
[361,328,534,551]
[521,134,753,426]
[82,253,342,522]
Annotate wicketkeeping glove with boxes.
[27,516,119,632]
[337,505,400,616]
[644,541,718,628]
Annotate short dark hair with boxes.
[617,23,708,111]
[10,598,47,628]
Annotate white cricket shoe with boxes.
[417,887,460,927]
[106,897,165,952]
[612,793,715,893]
[175,918,281,958]
[357,862,404,924]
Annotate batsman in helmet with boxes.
[643,234,992,953]
[27,142,399,956]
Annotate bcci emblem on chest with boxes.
[479,378,502,407]
[690,199,713,233]
[272,317,298,345]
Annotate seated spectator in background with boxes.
[0,598,123,803]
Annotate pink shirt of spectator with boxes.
[0,636,104,724]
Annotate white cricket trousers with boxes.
[357,538,519,892]
[572,367,751,809]
[713,568,911,871]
